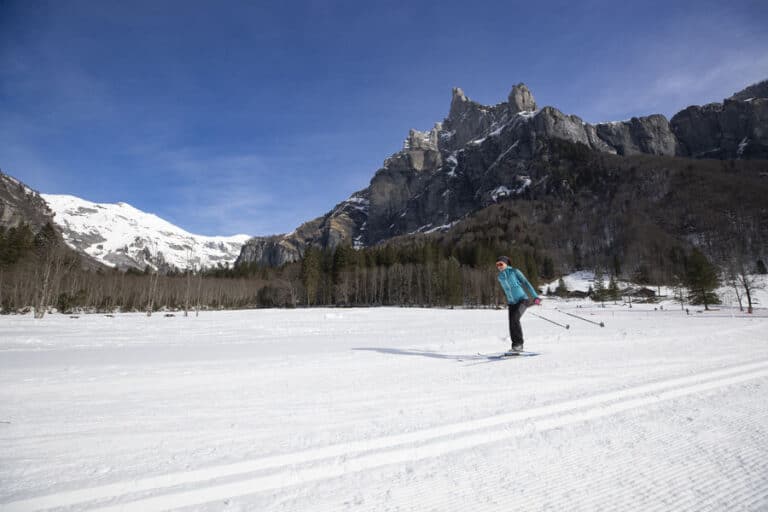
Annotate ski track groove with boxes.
[2,359,768,512]
[478,424,765,512]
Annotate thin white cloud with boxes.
[138,148,278,236]
[577,11,768,123]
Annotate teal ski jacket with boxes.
[497,267,539,305]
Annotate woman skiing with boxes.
[496,256,541,353]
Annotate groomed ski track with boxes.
[1,306,767,511]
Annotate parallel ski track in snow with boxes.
[3,359,768,512]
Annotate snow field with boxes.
[1,303,767,511]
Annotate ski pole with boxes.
[529,311,569,329]
[557,309,605,327]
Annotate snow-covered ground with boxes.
[1,303,767,511]
[545,271,768,309]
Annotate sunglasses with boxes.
[496,262,506,267]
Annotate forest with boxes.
[2,217,763,317]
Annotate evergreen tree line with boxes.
[232,240,553,308]
[1,223,764,315]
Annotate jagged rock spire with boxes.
[508,83,536,114]
[448,87,471,120]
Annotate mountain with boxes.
[42,194,249,271]
[0,170,55,231]
[237,80,768,267]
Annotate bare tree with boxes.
[33,225,67,319]
[732,259,764,314]
[183,249,195,317]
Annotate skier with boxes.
[496,256,541,352]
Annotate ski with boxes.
[478,351,539,359]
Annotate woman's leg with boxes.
[508,302,527,347]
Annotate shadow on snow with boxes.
[352,347,484,361]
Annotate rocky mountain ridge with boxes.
[237,80,768,267]
[0,170,55,231]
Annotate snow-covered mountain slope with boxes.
[42,194,249,271]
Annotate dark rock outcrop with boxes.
[0,170,54,230]
[237,191,369,266]
[671,97,768,159]
[595,115,679,156]
[729,79,768,101]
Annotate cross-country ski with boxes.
[479,351,540,359]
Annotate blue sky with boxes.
[2,0,767,236]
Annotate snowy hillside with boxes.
[42,194,249,271]
[1,305,767,510]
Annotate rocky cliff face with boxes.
[670,81,768,159]
[595,115,679,156]
[729,79,768,102]
[0,170,54,231]
[237,79,768,267]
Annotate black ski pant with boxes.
[508,300,528,346]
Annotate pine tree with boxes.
[612,254,622,278]
[301,247,322,306]
[593,267,606,304]
[684,249,720,310]
[555,277,568,297]
[523,251,539,289]
[445,256,463,306]
[607,274,620,301]
[540,256,555,280]
[332,245,354,284]
[572,244,583,270]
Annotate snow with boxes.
[352,222,367,250]
[488,125,505,137]
[407,221,460,235]
[422,221,458,234]
[544,270,597,292]
[42,194,249,270]
[344,195,369,207]
[737,136,749,157]
[491,185,511,201]
[331,195,370,219]
[514,175,532,194]
[444,153,459,177]
[1,303,767,511]
[2,174,36,196]
[545,271,768,309]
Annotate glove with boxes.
[533,298,542,306]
